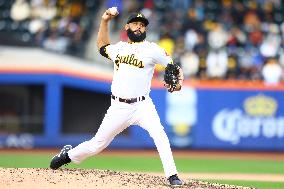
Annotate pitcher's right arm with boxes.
[97,9,118,49]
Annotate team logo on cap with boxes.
[137,14,143,17]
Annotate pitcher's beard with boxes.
[127,29,146,42]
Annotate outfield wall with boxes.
[0,58,284,150]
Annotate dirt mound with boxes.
[0,168,255,189]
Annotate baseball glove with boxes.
[164,63,180,92]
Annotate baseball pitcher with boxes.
[50,7,184,186]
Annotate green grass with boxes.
[176,158,284,174]
[0,154,50,168]
[1,153,284,189]
[1,154,284,174]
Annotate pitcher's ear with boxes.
[125,24,129,30]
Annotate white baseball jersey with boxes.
[67,40,178,179]
[104,40,173,98]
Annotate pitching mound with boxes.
[0,168,255,189]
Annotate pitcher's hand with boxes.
[102,8,119,21]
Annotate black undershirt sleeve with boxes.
[99,44,111,60]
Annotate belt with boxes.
[111,95,145,104]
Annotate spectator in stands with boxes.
[184,29,198,52]
[1,0,99,57]
[180,51,199,79]
[170,0,192,15]
[43,29,69,53]
[30,0,56,21]
[154,33,175,78]
[2,0,284,84]
[206,23,228,79]
[172,36,185,66]
[10,0,30,21]
[260,23,281,58]
[262,58,283,85]
[158,32,175,56]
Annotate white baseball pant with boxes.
[67,96,178,178]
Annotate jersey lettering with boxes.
[114,54,144,68]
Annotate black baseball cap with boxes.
[127,12,149,26]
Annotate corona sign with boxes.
[212,94,284,144]
[194,91,284,150]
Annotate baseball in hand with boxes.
[109,7,118,16]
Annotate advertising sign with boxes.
[194,90,284,150]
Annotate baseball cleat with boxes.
[168,174,183,186]
[50,145,72,170]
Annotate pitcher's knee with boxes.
[89,137,112,152]
[148,126,166,138]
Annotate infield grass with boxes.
[1,154,284,174]
[0,152,284,189]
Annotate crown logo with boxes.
[173,123,190,136]
[244,94,277,116]
[137,14,143,17]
